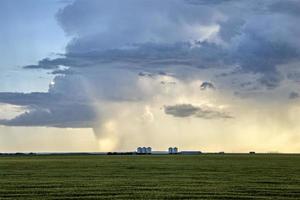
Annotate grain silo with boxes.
[146,147,152,154]
[142,147,147,154]
[168,147,173,154]
[173,147,178,154]
[137,147,142,154]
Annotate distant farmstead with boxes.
[168,147,178,154]
[136,147,152,154]
[135,146,204,155]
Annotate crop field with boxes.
[0,154,299,199]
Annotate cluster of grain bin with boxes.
[136,147,152,154]
[135,147,203,155]
[168,147,178,154]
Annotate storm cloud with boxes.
[164,104,232,119]
[1,0,300,132]
[19,0,300,88]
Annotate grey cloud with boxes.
[164,104,232,119]
[233,34,299,74]
[289,92,299,100]
[27,0,300,90]
[0,92,97,128]
[218,17,244,42]
[24,58,64,70]
[236,81,259,92]
[258,72,283,90]
[24,36,299,90]
[239,81,252,88]
[56,0,219,53]
[0,66,160,128]
[3,0,300,129]
[138,71,171,79]
[24,42,229,71]
[47,67,155,102]
[200,82,216,90]
[230,25,300,88]
[165,104,199,117]
[287,72,300,83]
[0,92,60,106]
[138,72,154,78]
[24,56,93,70]
[185,0,235,6]
[269,0,300,16]
[0,104,96,128]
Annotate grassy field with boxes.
[0,154,299,199]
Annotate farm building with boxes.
[136,147,152,154]
[168,147,178,154]
[181,151,202,155]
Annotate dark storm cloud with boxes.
[26,31,300,89]
[25,0,300,89]
[164,104,232,119]
[23,42,229,70]
[1,0,300,128]
[231,31,299,88]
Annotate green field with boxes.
[0,154,299,199]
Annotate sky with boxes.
[0,0,300,153]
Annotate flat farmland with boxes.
[0,154,299,199]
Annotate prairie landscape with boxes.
[1,0,300,199]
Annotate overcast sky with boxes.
[0,0,300,153]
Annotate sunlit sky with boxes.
[0,0,300,153]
